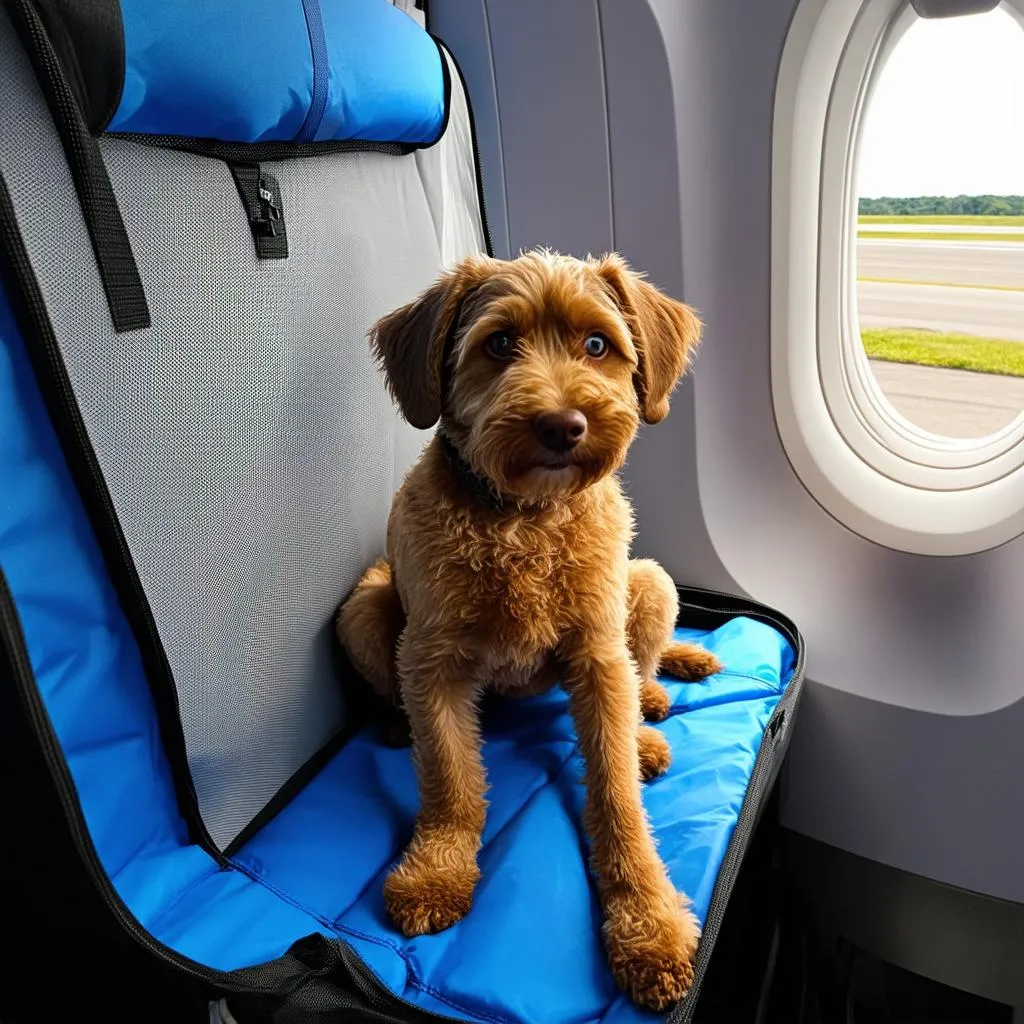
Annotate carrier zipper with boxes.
[669,586,807,1022]
[672,684,803,1023]
[675,583,806,668]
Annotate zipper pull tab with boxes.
[257,181,281,237]
[227,163,288,259]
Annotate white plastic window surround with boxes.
[389,0,426,29]
[772,0,1024,555]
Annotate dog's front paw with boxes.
[383,853,480,936]
[638,725,672,781]
[603,887,701,1012]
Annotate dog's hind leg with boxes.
[627,559,723,724]
[337,559,410,747]
[337,559,406,701]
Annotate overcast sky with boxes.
[857,5,1024,198]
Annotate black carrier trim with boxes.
[0,172,219,861]
[670,586,806,1023]
[119,133,416,163]
[0,570,217,1019]
[5,0,150,334]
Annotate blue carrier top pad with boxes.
[108,0,447,145]
[2,283,796,1023]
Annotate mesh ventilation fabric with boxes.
[0,24,485,846]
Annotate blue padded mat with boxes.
[108,0,446,146]
[2,284,795,1023]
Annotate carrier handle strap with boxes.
[6,0,151,333]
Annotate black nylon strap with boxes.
[28,0,126,133]
[6,0,150,333]
[227,163,289,260]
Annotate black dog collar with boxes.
[439,432,508,513]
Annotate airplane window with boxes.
[771,0,1024,555]
[855,6,1024,440]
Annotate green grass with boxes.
[862,328,1024,377]
[858,230,1024,243]
[859,215,1024,227]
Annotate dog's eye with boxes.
[583,333,609,359]
[485,332,516,360]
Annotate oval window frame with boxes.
[772,0,1024,555]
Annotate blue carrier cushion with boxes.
[0,1,806,1022]
[110,0,447,146]
[26,0,452,148]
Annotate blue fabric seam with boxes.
[333,924,517,1024]
[232,743,580,1024]
[230,858,514,1024]
[665,670,788,714]
[331,857,400,929]
[295,0,329,143]
[465,743,580,873]
[230,858,339,933]
[697,669,785,688]
[143,865,227,935]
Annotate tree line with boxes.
[859,195,1024,216]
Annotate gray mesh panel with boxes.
[0,17,484,847]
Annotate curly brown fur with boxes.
[336,249,720,1012]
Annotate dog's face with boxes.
[370,250,702,501]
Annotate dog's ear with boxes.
[370,255,496,429]
[594,254,702,424]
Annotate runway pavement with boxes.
[868,360,1024,438]
[857,237,1024,289]
[860,223,1024,235]
[856,238,1024,340]
[853,235,1024,436]
[857,279,1024,341]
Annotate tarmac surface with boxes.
[868,360,1024,438]
[854,235,1024,436]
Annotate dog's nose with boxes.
[532,410,588,452]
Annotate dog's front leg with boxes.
[564,635,700,1012]
[383,632,485,937]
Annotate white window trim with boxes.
[772,0,1024,555]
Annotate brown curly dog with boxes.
[336,249,723,1012]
